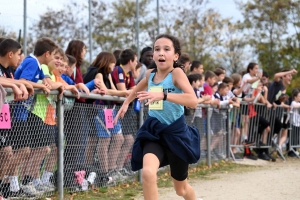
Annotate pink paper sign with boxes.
[0,104,11,129]
[104,109,114,128]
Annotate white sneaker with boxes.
[21,183,43,196]
[108,169,127,182]
[119,168,134,176]
[41,182,56,192]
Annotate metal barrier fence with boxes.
[0,89,299,199]
[229,102,289,161]
[289,107,300,159]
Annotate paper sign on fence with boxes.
[104,109,114,128]
[0,104,11,129]
[251,80,259,89]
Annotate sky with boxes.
[0,0,243,34]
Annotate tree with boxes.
[0,26,17,39]
[92,0,157,52]
[216,21,251,73]
[236,0,291,75]
[158,0,228,70]
[29,1,88,50]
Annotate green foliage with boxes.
[237,0,300,76]
[2,0,300,77]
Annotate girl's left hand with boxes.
[136,91,164,106]
[114,104,129,125]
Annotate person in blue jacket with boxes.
[114,34,201,200]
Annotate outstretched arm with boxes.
[273,69,297,82]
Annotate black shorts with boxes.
[142,141,189,181]
[258,117,270,133]
[249,116,270,141]
[0,120,30,150]
[273,116,289,134]
[27,112,53,148]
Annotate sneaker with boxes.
[118,168,134,177]
[40,182,55,192]
[244,153,258,160]
[108,170,127,182]
[233,153,243,160]
[288,151,297,158]
[7,188,25,198]
[257,153,271,161]
[21,183,42,196]
[35,183,49,192]
[87,172,97,185]
[265,154,276,162]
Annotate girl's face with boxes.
[57,61,67,74]
[65,63,76,76]
[135,67,141,79]
[295,93,300,102]
[53,53,63,68]
[199,77,204,87]
[250,65,259,76]
[81,46,87,60]
[220,87,229,96]
[212,85,218,93]
[218,74,225,82]
[228,82,233,90]
[109,63,115,72]
[153,38,179,71]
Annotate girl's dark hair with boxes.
[136,62,142,70]
[190,61,202,72]
[34,37,58,57]
[65,40,86,67]
[91,52,116,75]
[66,54,77,66]
[113,49,122,66]
[187,73,202,85]
[247,62,258,73]
[223,76,234,84]
[119,49,136,65]
[218,83,229,91]
[212,82,218,88]
[154,34,184,70]
[0,38,21,56]
[292,88,300,100]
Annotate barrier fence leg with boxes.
[227,109,231,159]
[57,97,64,200]
[206,108,212,168]
[138,102,144,183]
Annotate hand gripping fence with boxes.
[0,88,299,199]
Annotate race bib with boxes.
[149,86,163,110]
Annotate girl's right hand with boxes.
[114,104,129,125]
[42,85,50,97]
[12,84,24,101]
[19,84,29,100]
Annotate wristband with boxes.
[163,90,168,101]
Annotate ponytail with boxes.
[174,60,184,71]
